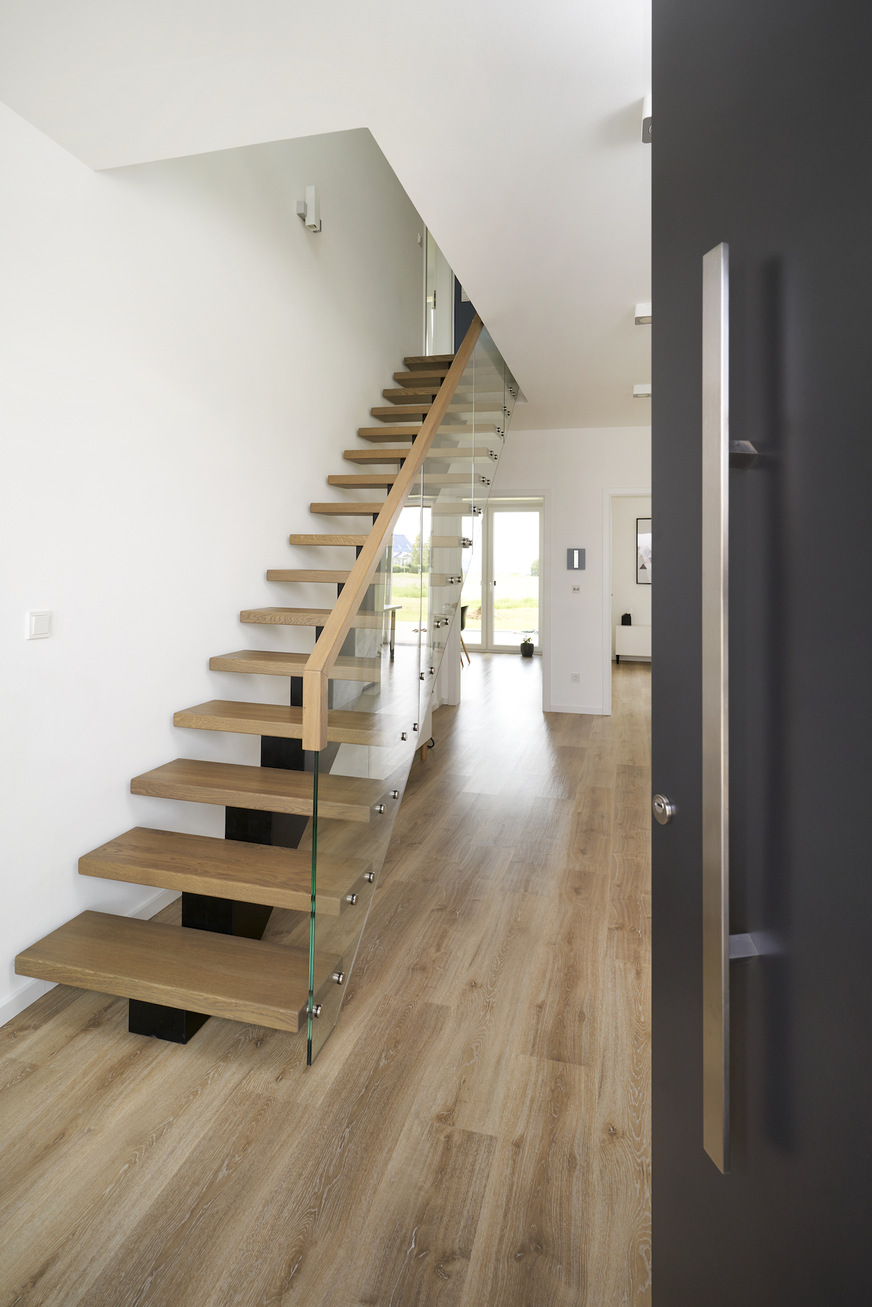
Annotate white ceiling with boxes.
[0,0,651,430]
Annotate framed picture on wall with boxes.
[636,517,652,584]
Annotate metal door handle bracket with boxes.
[729,440,759,468]
[729,933,759,960]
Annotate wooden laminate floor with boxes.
[0,657,651,1307]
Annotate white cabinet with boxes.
[615,624,651,662]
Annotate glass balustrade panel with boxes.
[418,332,503,722]
[305,478,424,1062]
[305,322,518,1061]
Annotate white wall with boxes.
[0,107,424,1023]
[610,494,652,655]
[492,426,651,714]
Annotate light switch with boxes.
[27,610,52,639]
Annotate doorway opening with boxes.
[604,489,652,715]
[424,230,454,356]
[463,498,544,653]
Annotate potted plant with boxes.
[520,636,534,658]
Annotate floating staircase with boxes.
[16,324,518,1063]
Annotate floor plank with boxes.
[0,657,651,1306]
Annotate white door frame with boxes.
[602,488,651,716]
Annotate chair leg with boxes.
[460,634,471,665]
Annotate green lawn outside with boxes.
[389,574,428,623]
[464,572,539,633]
[389,571,539,632]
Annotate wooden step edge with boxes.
[404,354,455,368]
[239,607,382,628]
[370,406,433,420]
[130,759,381,823]
[342,449,409,463]
[239,606,333,626]
[309,502,385,516]
[265,569,351,583]
[14,911,340,1033]
[393,369,452,384]
[382,387,441,401]
[326,475,397,488]
[79,828,371,917]
[357,427,421,442]
[173,700,394,747]
[288,533,370,546]
[208,651,381,683]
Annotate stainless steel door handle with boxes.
[702,242,730,1173]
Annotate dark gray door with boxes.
[652,2,872,1301]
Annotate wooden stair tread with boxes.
[209,650,380,682]
[357,426,421,441]
[130,759,384,822]
[241,605,332,626]
[341,446,495,467]
[422,448,493,461]
[382,387,441,402]
[447,402,503,415]
[429,499,479,513]
[404,354,455,368]
[343,448,409,463]
[394,368,451,384]
[355,424,490,442]
[265,569,351,583]
[327,474,397,489]
[15,911,337,1033]
[309,502,385,516]
[371,405,432,420]
[422,472,485,485]
[288,533,369,546]
[438,423,501,435]
[240,606,381,628]
[174,700,398,746]
[79,827,369,916]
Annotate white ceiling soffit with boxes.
[0,1,651,430]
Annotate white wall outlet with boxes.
[570,672,581,683]
[27,610,52,639]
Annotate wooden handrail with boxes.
[302,314,484,750]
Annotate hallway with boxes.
[0,658,651,1306]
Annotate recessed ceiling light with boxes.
[635,302,652,324]
[633,384,652,399]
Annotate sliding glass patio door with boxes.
[462,500,542,652]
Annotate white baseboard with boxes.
[0,977,53,1028]
[547,701,606,716]
[128,887,180,921]
[0,888,180,1030]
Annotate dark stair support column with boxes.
[262,721,311,849]
[180,804,275,942]
[128,1000,210,1044]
